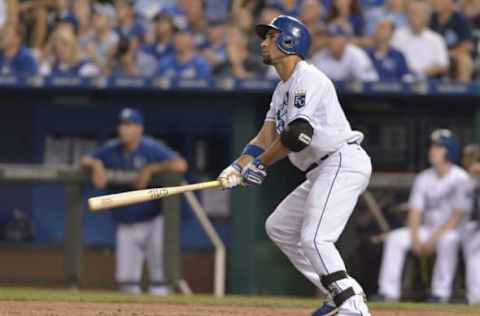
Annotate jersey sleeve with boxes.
[287,74,324,128]
[151,141,178,162]
[352,49,379,81]
[90,143,112,163]
[408,175,425,211]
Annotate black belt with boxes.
[305,141,359,173]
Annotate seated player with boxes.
[376,129,470,303]
[82,108,188,295]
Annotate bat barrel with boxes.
[88,180,222,211]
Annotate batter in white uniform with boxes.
[218,15,372,316]
[377,129,470,303]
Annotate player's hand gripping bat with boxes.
[88,180,222,211]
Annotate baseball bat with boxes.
[88,180,222,211]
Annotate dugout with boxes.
[0,77,478,295]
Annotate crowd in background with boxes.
[1,0,480,82]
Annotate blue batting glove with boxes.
[241,159,267,185]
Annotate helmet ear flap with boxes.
[277,34,296,53]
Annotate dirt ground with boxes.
[0,302,475,316]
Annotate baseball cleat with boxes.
[311,300,338,316]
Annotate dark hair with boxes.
[115,36,131,59]
[327,0,363,22]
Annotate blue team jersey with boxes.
[157,54,211,79]
[366,47,410,81]
[50,59,95,76]
[141,42,175,61]
[92,136,178,223]
[0,46,38,76]
[115,20,147,40]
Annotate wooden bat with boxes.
[88,180,222,211]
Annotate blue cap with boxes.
[119,108,144,125]
[327,23,353,37]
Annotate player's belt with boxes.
[305,141,359,173]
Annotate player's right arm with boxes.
[81,156,108,189]
[218,120,277,188]
[407,175,425,255]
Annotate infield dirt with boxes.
[0,301,475,316]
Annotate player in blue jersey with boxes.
[82,108,188,295]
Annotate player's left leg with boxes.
[265,179,326,290]
[431,229,461,302]
[116,223,147,294]
[301,145,372,315]
[145,215,169,296]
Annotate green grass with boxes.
[0,287,478,313]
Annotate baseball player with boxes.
[461,144,480,304]
[218,15,372,316]
[377,129,470,303]
[82,108,188,295]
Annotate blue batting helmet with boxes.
[430,129,461,163]
[255,15,312,59]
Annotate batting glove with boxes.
[218,162,243,189]
[241,159,267,186]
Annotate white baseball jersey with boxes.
[265,60,364,171]
[391,27,449,76]
[311,44,379,82]
[409,165,471,229]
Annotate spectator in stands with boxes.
[327,0,365,36]
[366,19,410,81]
[214,25,264,78]
[46,0,78,34]
[110,36,157,76]
[0,23,38,75]
[182,0,208,48]
[311,23,378,81]
[156,29,210,79]
[81,108,188,296]
[270,0,303,17]
[82,3,119,74]
[0,0,19,29]
[40,26,99,77]
[300,0,325,34]
[366,0,408,35]
[376,129,469,304]
[459,0,480,29]
[391,1,449,80]
[430,0,474,82]
[142,12,176,62]
[202,20,228,71]
[73,0,94,44]
[114,0,146,44]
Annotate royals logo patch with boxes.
[294,90,306,108]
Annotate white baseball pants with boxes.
[115,215,166,295]
[265,144,372,314]
[378,226,461,300]
[462,222,480,304]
